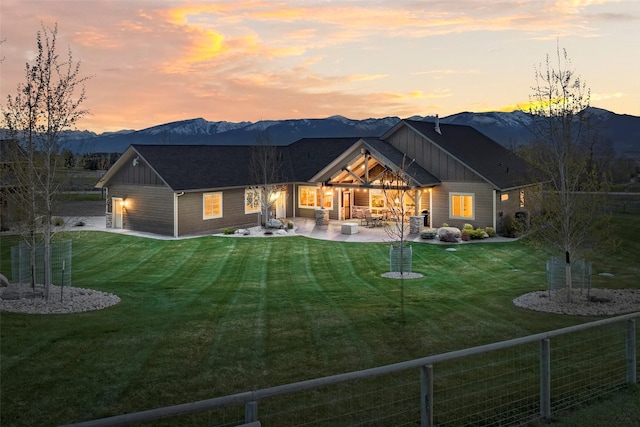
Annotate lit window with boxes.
[450,193,474,219]
[500,193,509,202]
[245,188,261,214]
[370,190,385,209]
[519,190,525,208]
[203,192,223,219]
[298,186,332,209]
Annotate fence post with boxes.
[245,400,258,423]
[540,338,551,419]
[420,364,433,427]
[627,319,637,384]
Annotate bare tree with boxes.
[382,155,416,268]
[2,23,90,299]
[381,155,416,324]
[247,130,286,228]
[523,43,614,302]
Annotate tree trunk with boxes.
[565,251,572,303]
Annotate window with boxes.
[519,190,525,208]
[203,192,222,219]
[450,193,474,219]
[370,191,385,209]
[500,193,509,202]
[245,188,261,214]
[298,186,333,209]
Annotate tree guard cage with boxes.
[546,256,592,298]
[11,240,72,286]
[389,243,412,274]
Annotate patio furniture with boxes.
[364,210,382,227]
[353,208,367,226]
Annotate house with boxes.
[95,119,537,237]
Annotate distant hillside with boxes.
[4,108,638,159]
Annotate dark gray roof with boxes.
[285,137,362,181]
[362,137,440,187]
[132,145,259,191]
[130,139,361,191]
[106,121,534,192]
[402,120,535,190]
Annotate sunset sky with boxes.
[1,0,639,133]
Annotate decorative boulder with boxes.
[0,273,8,287]
[267,219,284,229]
[438,227,461,243]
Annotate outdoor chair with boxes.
[353,208,366,226]
[364,210,381,227]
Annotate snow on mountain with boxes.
[51,109,638,157]
[141,118,251,136]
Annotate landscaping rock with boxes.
[438,227,461,243]
[267,218,284,229]
[0,273,9,287]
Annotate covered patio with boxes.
[304,137,439,228]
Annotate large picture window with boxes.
[450,193,474,219]
[245,188,261,214]
[298,186,332,209]
[203,192,223,219]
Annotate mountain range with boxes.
[42,107,640,160]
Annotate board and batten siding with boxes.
[386,125,484,183]
[109,156,165,186]
[177,188,259,236]
[107,184,175,235]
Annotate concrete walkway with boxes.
[56,215,518,244]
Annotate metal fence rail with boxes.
[62,312,639,427]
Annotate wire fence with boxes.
[63,312,638,427]
[609,193,640,215]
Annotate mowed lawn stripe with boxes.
[204,239,270,391]
[76,237,244,414]
[291,240,376,371]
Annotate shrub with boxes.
[485,227,496,237]
[52,217,65,226]
[502,214,523,238]
[463,223,474,230]
[441,223,449,227]
[461,230,471,241]
[222,228,236,235]
[287,221,294,229]
[469,228,489,239]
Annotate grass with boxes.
[1,214,639,426]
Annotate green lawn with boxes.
[1,214,638,426]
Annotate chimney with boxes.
[435,114,441,135]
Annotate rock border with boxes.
[0,283,120,315]
[513,288,640,316]
[381,272,424,279]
